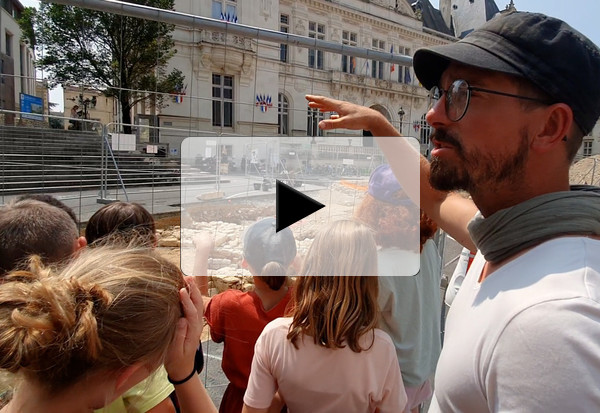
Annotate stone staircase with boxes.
[0,126,186,196]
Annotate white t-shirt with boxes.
[244,317,407,413]
[429,237,600,412]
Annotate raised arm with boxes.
[165,277,217,413]
[192,232,215,298]
[306,94,401,137]
[305,94,477,251]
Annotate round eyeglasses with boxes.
[428,79,550,122]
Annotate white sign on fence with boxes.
[110,134,136,151]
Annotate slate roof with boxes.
[408,0,501,38]
[485,0,501,20]
[409,0,454,36]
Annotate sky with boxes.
[20,0,600,110]
[430,0,600,47]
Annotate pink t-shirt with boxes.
[244,317,407,413]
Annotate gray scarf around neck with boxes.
[468,190,600,263]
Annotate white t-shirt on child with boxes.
[244,317,407,413]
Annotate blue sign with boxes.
[20,93,44,121]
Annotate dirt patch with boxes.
[185,202,276,225]
[154,213,181,230]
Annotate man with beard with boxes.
[306,11,600,412]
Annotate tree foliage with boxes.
[17,7,36,48]
[35,0,184,133]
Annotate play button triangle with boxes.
[276,180,325,232]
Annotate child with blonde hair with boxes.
[85,200,199,412]
[243,220,407,413]
[0,247,216,413]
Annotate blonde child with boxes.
[0,247,216,413]
[243,220,407,413]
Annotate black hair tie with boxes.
[167,368,196,385]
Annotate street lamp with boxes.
[68,93,97,131]
[397,107,405,135]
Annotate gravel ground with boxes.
[570,155,600,186]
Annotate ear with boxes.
[531,103,573,153]
[72,236,88,256]
[113,362,147,395]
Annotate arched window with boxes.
[278,93,289,135]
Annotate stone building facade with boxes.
[0,0,36,125]
[155,0,459,162]
[59,0,600,160]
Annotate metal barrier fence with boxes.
[2,0,441,408]
[4,1,598,409]
[0,104,407,224]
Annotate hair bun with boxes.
[65,277,114,359]
[67,277,113,314]
[0,271,113,374]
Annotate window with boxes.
[212,74,233,127]
[307,107,324,137]
[280,14,289,63]
[397,47,412,84]
[136,114,159,143]
[212,0,237,22]
[583,140,593,158]
[5,31,12,57]
[278,93,289,135]
[341,31,357,74]
[371,39,385,79]
[308,22,325,70]
[420,114,432,147]
[1,0,12,17]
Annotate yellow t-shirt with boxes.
[96,366,174,413]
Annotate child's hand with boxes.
[193,232,215,253]
[164,276,203,381]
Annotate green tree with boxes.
[35,1,184,133]
[17,7,36,48]
[48,116,64,130]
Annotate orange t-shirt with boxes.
[205,288,293,389]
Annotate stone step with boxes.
[0,125,195,196]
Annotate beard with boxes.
[429,128,530,193]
